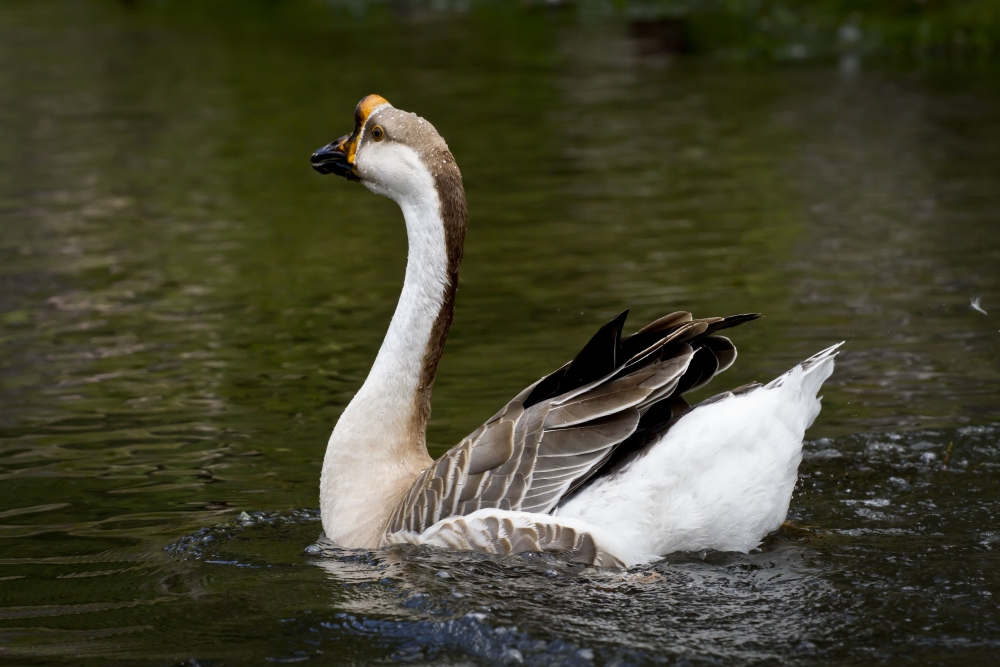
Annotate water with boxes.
[1,1,999,665]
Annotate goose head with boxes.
[311,94,461,207]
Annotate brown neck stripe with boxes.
[410,147,467,445]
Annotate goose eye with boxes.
[372,126,384,142]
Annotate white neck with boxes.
[320,153,449,547]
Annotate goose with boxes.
[310,94,841,568]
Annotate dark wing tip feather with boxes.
[524,310,629,409]
[701,335,737,373]
[674,345,721,394]
[524,311,761,411]
[704,313,761,336]
[619,311,690,361]
[561,309,629,389]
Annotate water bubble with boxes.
[500,647,523,664]
[795,640,818,654]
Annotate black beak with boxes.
[311,134,359,180]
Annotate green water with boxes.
[1,1,999,665]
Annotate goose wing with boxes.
[383,310,759,539]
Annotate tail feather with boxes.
[766,341,843,395]
[801,341,845,373]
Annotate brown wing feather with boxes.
[384,310,760,539]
